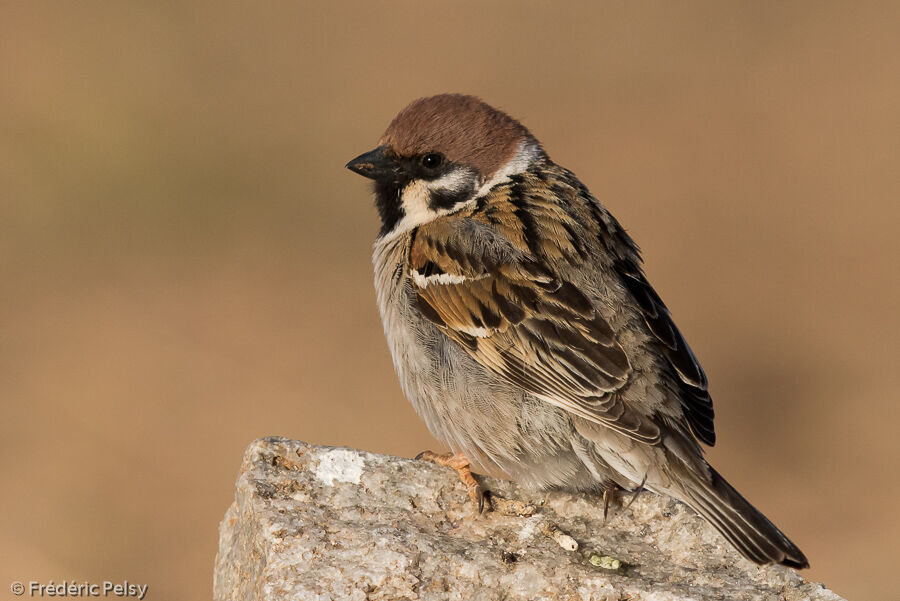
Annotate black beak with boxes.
[346,146,398,181]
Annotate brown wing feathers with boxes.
[616,258,716,446]
[409,178,664,444]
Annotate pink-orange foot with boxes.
[415,450,488,513]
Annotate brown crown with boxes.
[380,94,532,178]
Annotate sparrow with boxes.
[346,93,808,568]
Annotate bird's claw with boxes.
[473,484,489,514]
[416,450,490,514]
[600,476,647,521]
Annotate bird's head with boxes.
[347,94,544,238]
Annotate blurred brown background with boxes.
[2,2,898,600]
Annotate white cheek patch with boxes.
[433,168,477,193]
[394,167,478,232]
[399,180,434,227]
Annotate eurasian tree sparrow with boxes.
[346,94,808,568]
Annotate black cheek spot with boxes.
[429,186,471,211]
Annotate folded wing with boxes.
[409,217,661,444]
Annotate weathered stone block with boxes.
[214,437,843,601]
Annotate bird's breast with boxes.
[372,232,449,435]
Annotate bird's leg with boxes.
[600,479,621,521]
[415,450,488,513]
[599,475,648,520]
[623,474,648,510]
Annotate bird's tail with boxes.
[672,464,809,568]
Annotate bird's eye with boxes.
[421,153,443,169]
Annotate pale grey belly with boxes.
[381,286,609,490]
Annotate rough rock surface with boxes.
[214,437,843,601]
